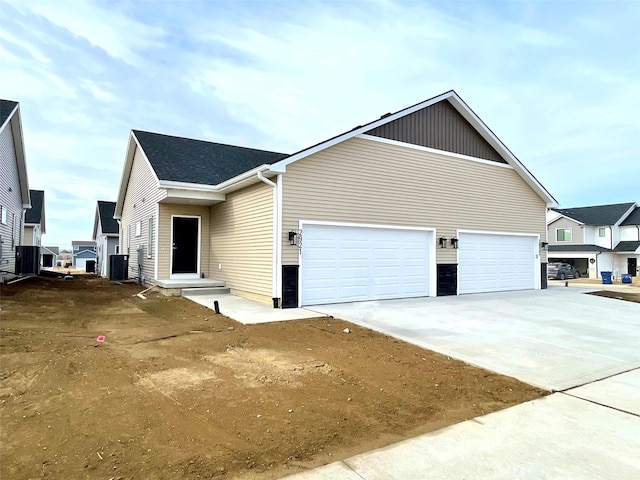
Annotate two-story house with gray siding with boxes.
[547,202,639,279]
[0,99,31,281]
[93,201,120,277]
[71,240,97,271]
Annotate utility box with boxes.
[15,246,40,275]
[109,254,129,281]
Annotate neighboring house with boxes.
[115,90,557,307]
[92,200,120,277]
[71,240,97,271]
[547,202,639,278]
[0,99,31,280]
[41,246,59,268]
[23,189,45,246]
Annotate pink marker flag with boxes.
[96,335,106,343]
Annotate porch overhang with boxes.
[160,187,226,205]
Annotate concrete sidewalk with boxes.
[283,371,640,479]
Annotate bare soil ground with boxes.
[588,290,640,303]
[1,277,545,480]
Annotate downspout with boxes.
[595,251,601,279]
[256,171,280,307]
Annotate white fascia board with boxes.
[158,180,221,192]
[445,94,558,208]
[268,90,558,208]
[8,106,31,206]
[270,91,454,173]
[164,188,226,202]
[114,132,161,219]
[0,102,18,132]
[547,212,585,227]
[216,164,271,191]
[92,206,100,241]
[614,203,638,227]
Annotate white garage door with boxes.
[75,258,87,271]
[301,224,432,306]
[458,232,537,294]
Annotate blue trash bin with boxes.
[601,271,612,284]
[621,274,632,284]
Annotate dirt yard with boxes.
[1,277,545,480]
[588,290,640,303]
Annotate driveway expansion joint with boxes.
[553,366,640,393]
[558,391,640,418]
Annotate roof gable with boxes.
[132,130,288,186]
[365,99,507,164]
[621,206,640,226]
[96,200,119,234]
[0,99,30,207]
[25,190,45,229]
[270,90,557,207]
[0,99,18,129]
[42,246,60,255]
[552,202,636,226]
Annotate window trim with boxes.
[135,221,141,237]
[147,217,153,258]
[598,227,606,237]
[556,228,572,242]
[0,206,6,225]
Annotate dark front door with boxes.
[629,257,638,276]
[172,217,199,274]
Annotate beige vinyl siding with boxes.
[157,204,210,279]
[120,146,166,280]
[0,121,25,274]
[23,225,34,246]
[209,182,273,302]
[282,136,547,265]
[548,217,583,245]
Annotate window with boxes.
[1,206,6,225]
[556,228,572,242]
[135,221,141,237]
[74,245,79,251]
[598,228,606,237]
[147,217,153,258]
[127,225,131,251]
[11,213,15,248]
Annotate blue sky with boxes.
[1,0,638,249]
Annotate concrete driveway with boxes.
[308,287,640,390]
[283,287,640,480]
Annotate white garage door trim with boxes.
[457,230,540,294]
[299,221,436,306]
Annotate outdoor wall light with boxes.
[540,241,549,250]
[450,237,459,249]
[288,231,297,245]
[439,237,447,248]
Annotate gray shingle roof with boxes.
[0,99,18,128]
[25,190,44,224]
[548,244,612,252]
[97,201,119,234]
[132,130,289,186]
[620,207,640,226]
[614,241,640,252]
[42,246,60,255]
[552,202,635,226]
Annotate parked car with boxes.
[547,262,580,280]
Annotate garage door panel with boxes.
[302,224,432,305]
[459,233,536,294]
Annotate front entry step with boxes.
[182,286,231,296]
